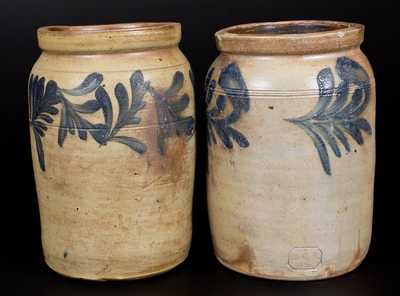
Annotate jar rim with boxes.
[38,22,181,53]
[215,21,364,55]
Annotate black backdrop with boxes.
[0,0,395,295]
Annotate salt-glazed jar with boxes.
[206,21,375,280]
[29,23,195,280]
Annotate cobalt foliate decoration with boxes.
[286,57,372,175]
[149,71,195,155]
[206,63,250,149]
[29,75,61,171]
[57,71,148,154]
[29,70,194,171]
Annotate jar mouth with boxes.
[215,21,364,55]
[38,22,181,53]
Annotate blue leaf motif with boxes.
[286,57,372,175]
[72,100,101,113]
[206,63,250,149]
[61,73,103,96]
[95,86,113,137]
[109,136,147,154]
[29,74,60,171]
[149,71,195,155]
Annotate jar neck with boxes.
[215,21,364,55]
[38,23,181,54]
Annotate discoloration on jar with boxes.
[216,243,255,273]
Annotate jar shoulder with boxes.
[29,47,194,105]
[32,47,190,75]
[207,48,375,93]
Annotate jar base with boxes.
[44,254,188,281]
[215,253,366,281]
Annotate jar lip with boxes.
[215,21,364,55]
[38,22,181,53]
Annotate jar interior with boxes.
[45,23,172,33]
[228,22,348,35]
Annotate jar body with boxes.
[29,47,195,280]
[206,48,375,280]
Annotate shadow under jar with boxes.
[29,23,196,280]
[206,21,375,280]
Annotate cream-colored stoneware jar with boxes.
[29,23,195,280]
[206,21,375,280]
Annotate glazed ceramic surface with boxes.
[206,21,375,280]
[29,23,196,280]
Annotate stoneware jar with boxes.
[29,23,195,280]
[206,21,375,280]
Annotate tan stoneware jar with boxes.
[29,23,196,280]
[206,21,375,280]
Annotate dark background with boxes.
[0,0,395,295]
